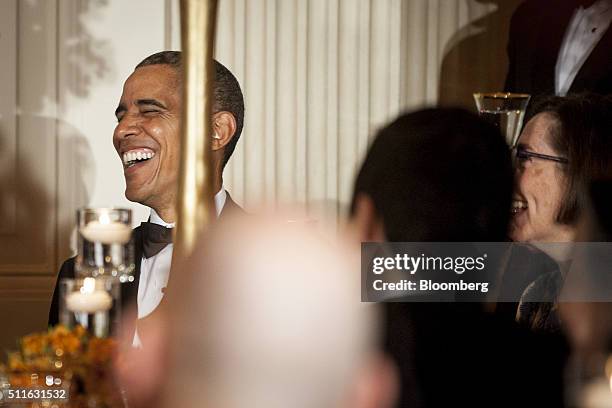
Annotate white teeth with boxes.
[511,200,527,214]
[122,150,155,166]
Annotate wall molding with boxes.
[0,276,55,302]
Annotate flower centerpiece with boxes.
[1,325,124,408]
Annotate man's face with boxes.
[113,65,181,212]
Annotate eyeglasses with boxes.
[513,146,568,165]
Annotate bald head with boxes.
[120,214,396,408]
[161,214,383,407]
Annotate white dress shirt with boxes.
[555,0,612,95]
[136,188,227,319]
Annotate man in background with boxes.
[505,0,612,97]
[49,51,245,326]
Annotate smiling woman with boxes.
[510,112,571,242]
[510,94,612,243]
[510,94,612,332]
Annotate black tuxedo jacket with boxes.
[505,0,612,97]
[48,193,244,326]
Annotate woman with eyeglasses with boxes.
[509,93,612,331]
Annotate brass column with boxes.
[135,0,217,346]
[172,0,219,264]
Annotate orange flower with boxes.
[48,325,82,356]
[21,333,48,357]
[73,325,87,338]
[50,325,70,336]
[7,352,25,371]
[5,325,123,406]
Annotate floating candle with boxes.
[65,277,113,313]
[65,290,112,313]
[80,212,131,245]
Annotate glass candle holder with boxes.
[473,92,531,147]
[76,208,135,282]
[59,277,121,338]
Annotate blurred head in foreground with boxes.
[349,109,537,408]
[122,214,396,408]
[351,107,512,242]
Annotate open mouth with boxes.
[122,148,156,168]
[511,199,528,215]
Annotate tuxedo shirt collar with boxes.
[148,187,227,226]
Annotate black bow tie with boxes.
[140,222,173,258]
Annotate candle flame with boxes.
[81,277,96,294]
[99,212,111,225]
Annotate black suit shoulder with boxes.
[48,257,77,327]
[505,0,577,95]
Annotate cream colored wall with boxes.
[0,0,518,350]
[0,0,171,351]
[58,0,170,228]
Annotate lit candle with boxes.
[65,278,113,313]
[80,212,131,245]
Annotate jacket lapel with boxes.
[534,3,576,95]
[569,24,612,93]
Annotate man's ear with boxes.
[350,353,399,408]
[352,194,386,242]
[212,111,237,151]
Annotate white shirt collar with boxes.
[214,187,227,217]
[149,187,227,227]
[555,0,612,94]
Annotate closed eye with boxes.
[516,150,532,162]
[115,104,126,122]
[513,147,568,166]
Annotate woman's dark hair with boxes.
[351,108,513,241]
[526,94,612,225]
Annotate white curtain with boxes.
[166,0,514,223]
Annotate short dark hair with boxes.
[136,51,245,169]
[527,94,612,225]
[351,108,512,241]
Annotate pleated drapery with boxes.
[165,0,515,223]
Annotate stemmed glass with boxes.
[474,92,530,147]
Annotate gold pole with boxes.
[134,0,217,344]
[173,0,218,263]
